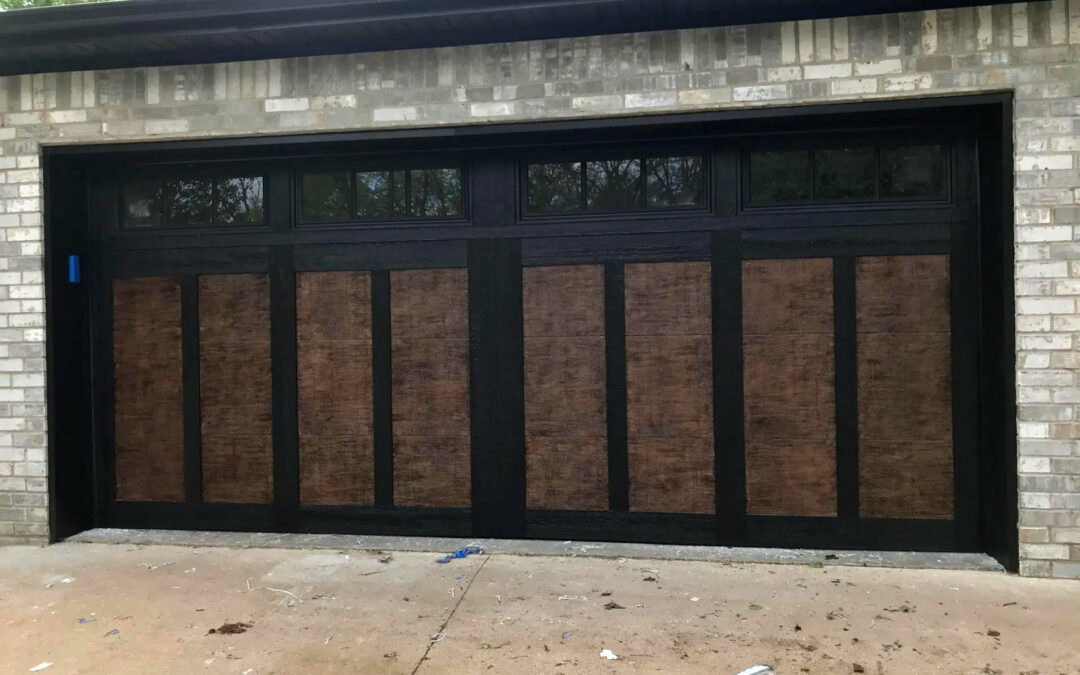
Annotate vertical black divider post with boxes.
[371,270,394,507]
[92,250,116,524]
[467,239,526,538]
[181,275,203,515]
[833,256,860,522]
[604,264,629,512]
[712,230,746,543]
[952,217,981,551]
[270,245,298,531]
[268,169,298,531]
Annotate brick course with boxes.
[0,1,1077,577]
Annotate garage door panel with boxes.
[299,436,375,505]
[742,258,837,517]
[201,435,274,504]
[625,261,713,515]
[745,440,838,517]
[628,438,714,514]
[297,271,375,505]
[390,268,471,508]
[857,254,954,520]
[859,441,954,519]
[523,264,608,511]
[113,277,184,502]
[199,273,272,504]
[526,437,608,511]
[392,436,471,508]
[626,334,713,438]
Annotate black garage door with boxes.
[67,111,995,553]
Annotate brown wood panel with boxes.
[199,274,273,504]
[624,261,712,336]
[390,268,470,508]
[857,254,953,519]
[522,265,607,511]
[113,277,184,502]
[743,259,837,517]
[625,262,713,514]
[296,271,375,505]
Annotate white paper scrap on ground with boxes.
[599,649,618,660]
[733,666,774,675]
[29,664,53,672]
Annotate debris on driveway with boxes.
[603,601,624,610]
[208,622,251,635]
[734,667,774,675]
[599,648,618,660]
[436,546,484,564]
[29,663,52,672]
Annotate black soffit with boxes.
[0,0,1014,77]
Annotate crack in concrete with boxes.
[411,555,490,674]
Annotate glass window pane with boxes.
[815,147,876,200]
[749,151,811,204]
[168,178,214,227]
[301,173,352,221]
[880,145,946,198]
[586,158,641,210]
[216,177,264,225]
[121,181,163,229]
[356,170,406,219]
[409,168,462,217]
[646,156,703,207]
[527,162,581,213]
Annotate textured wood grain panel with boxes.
[113,277,184,502]
[523,265,607,511]
[625,261,712,336]
[297,271,375,505]
[857,255,953,519]
[200,274,273,504]
[743,259,837,516]
[625,262,713,514]
[390,268,470,508]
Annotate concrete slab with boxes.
[69,528,1005,572]
[0,542,1074,674]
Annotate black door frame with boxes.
[44,93,1018,569]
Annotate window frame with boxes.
[517,143,712,222]
[739,130,955,213]
[112,163,270,235]
[294,156,469,228]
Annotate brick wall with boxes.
[0,1,1077,577]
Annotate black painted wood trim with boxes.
[468,239,527,538]
[833,256,859,520]
[181,275,203,511]
[270,246,299,530]
[371,270,395,508]
[951,217,982,551]
[604,264,629,512]
[712,230,745,543]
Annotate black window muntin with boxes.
[115,164,268,232]
[519,145,710,219]
[742,133,953,210]
[296,157,468,226]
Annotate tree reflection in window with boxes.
[217,177,265,225]
[410,168,462,217]
[168,178,214,227]
[527,162,582,213]
[646,156,703,207]
[586,159,641,210]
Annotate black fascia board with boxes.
[0,0,1014,76]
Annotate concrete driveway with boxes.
[0,542,1076,674]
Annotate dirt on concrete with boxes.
[0,542,1077,674]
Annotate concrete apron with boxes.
[69,528,1004,572]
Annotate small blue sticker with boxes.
[68,255,80,284]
